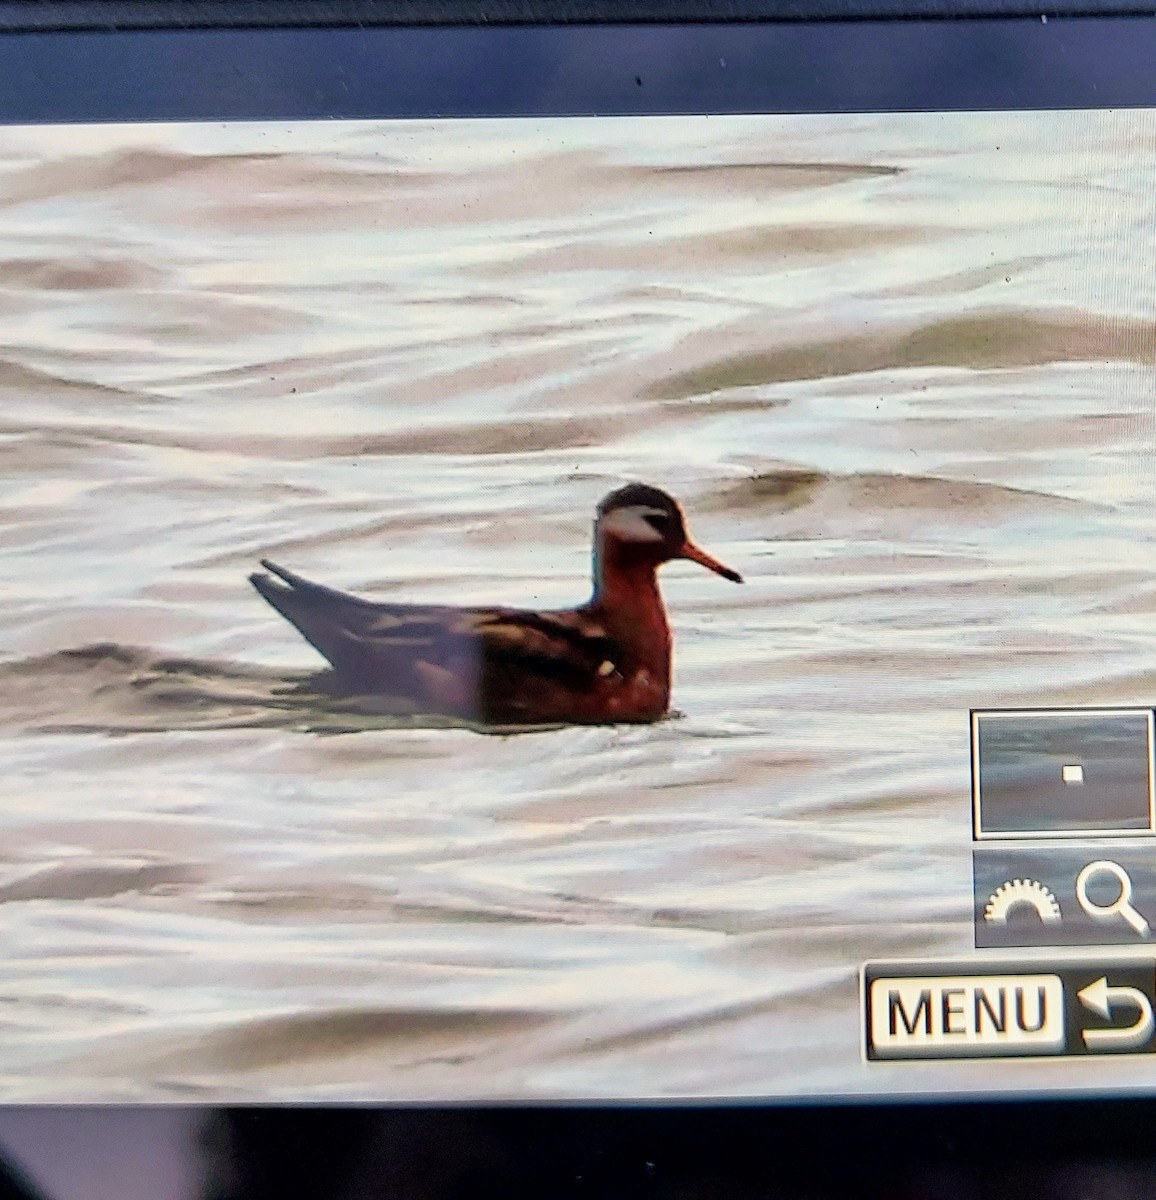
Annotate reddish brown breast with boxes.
[587,561,672,720]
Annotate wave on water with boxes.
[0,856,199,904]
[716,467,1098,517]
[649,160,901,182]
[0,255,168,293]
[157,1005,553,1074]
[0,644,496,736]
[649,310,1156,397]
[0,356,144,399]
[0,148,215,206]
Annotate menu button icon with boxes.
[865,960,1156,1060]
[868,973,1065,1058]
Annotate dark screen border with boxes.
[2,18,1156,124]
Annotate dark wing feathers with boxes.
[476,610,615,692]
[250,560,467,685]
[251,559,618,713]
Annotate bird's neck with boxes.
[592,547,672,670]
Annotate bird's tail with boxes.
[249,559,370,675]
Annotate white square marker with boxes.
[972,708,1155,839]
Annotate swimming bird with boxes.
[250,483,741,726]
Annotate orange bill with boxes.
[680,539,743,583]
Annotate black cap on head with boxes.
[597,483,681,520]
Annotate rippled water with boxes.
[2,112,1156,1101]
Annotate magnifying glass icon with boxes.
[1075,860,1151,937]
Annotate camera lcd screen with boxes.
[3,24,1156,1103]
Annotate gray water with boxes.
[2,112,1156,1100]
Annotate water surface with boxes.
[2,112,1156,1100]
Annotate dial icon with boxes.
[983,878,1062,925]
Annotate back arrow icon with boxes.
[1078,977,1155,1050]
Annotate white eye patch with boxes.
[600,505,670,544]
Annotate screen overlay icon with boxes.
[864,960,1156,1060]
[972,709,1155,839]
[975,848,1156,947]
[1076,860,1151,937]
